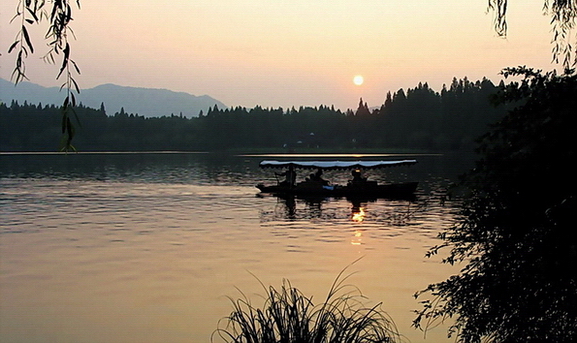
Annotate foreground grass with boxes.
[213,264,401,343]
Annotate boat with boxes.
[256,159,418,200]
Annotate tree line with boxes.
[0,77,508,152]
[414,67,577,343]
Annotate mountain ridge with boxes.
[0,78,226,118]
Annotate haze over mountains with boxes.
[0,78,226,118]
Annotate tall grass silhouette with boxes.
[213,261,401,343]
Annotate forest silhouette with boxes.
[413,67,577,343]
[4,0,577,341]
[0,77,506,153]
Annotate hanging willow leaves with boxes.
[21,25,34,53]
[487,0,508,37]
[8,0,81,151]
[56,42,70,80]
[488,0,577,67]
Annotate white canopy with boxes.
[259,160,417,170]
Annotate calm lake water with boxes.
[0,152,472,343]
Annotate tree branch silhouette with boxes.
[488,0,576,67]
[8,0,81,151]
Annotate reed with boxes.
[213,263,401,343]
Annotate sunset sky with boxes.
[0,0,559,110]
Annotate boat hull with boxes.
[256,181,418,200]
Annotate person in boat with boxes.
[307,168,329,186]
[275,165,296,188]
[349,169,367,184]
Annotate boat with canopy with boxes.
[256,159,418,199]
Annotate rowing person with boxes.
[275,165,297,188]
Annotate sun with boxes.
[353,75,364,86]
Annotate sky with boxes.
[0,0,560,111]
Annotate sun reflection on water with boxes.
[351,207,366,222]
[351,229,364,245]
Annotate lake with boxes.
[0,152,472,343]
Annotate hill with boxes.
[0,78,226,118]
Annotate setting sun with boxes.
[353,75,364,86]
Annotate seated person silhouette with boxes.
[349,169,367,185]
[308,168,329,186]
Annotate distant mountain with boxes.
[0,78,226,118]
